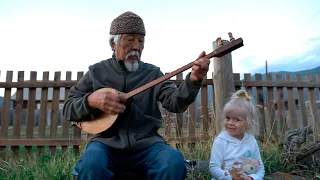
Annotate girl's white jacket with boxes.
[209,131,265,180]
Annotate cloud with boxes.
[238,36,320,73]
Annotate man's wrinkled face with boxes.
[113,34,145,72]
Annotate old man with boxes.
[63,11,210,180]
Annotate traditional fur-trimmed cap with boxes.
[109,11,146,36]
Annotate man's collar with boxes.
[112,52,117,59]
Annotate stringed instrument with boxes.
[72,33,244,134]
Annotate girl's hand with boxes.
[232,171,245,180]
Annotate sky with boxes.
[0,0,320,95]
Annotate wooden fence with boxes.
[0,70,320,157]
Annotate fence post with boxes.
[212,36,235,133]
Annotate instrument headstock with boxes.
[206,32,243,59]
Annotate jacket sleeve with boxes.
[155,70,203,113]
[62,69,96,122]
[247,140,265,180]
[209,138,232,180]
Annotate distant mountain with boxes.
[251,66,320,82]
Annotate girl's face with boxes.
[223,104,248,140]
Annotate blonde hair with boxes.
[223,89,260,131]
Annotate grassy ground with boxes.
[1,122,320,179]
[1,135,319,180]
[0,148,78,180]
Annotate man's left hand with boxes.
[190,51,210,82]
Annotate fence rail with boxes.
[1,78,320,88]
[0,70,320,158]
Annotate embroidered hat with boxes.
[109,11,146,36]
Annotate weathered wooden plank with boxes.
[0,71,13,138]
[0,81,78,88]
[296,74,308,128]
[243,74,252,92]
[188,102,196,139]
[62,71,72,153]
[211,72,215,133]
[164,72,173,138]
[25,71,37,155]
[212,40,235,134]
[200,76,209,139]
[315,74,320,137]
[276,74,287,137]
[12,71,24,156]
[234,73,241,91]
[37,72,49,156]
[0,139,84,146]
[306,75,319,143]
[1,69,319,151]
[175,73,184,139]
[2,78,320,88]
[243,74,256,137]
[286,74,298,129]
[0,71,12,159]
[255,73,266,141]
[187,101,196,149]
[73,72,84,152]
[164,110,172,138]
[49,72,61,155]
[166,79,320,88]
[266,74,277,140]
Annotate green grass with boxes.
[1,124,320,180]
[0,148,79,180]
[1,137,319,180]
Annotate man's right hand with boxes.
[87,90,126,115]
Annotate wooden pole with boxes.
[212,36,235,133]
[266,60,268,74]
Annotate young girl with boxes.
[209,90,265,180]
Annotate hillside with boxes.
[251,66,320,82]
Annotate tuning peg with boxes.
[228,32,235,41]
[216,37,222,46]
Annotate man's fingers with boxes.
[193,62,209,71]
[197,51,206,59]
[116,103,126,112]
[111,102,126,113]
[194,59,210,69]
[105,91,123,102]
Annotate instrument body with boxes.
[72,35,244,134]
[72,88,120,134]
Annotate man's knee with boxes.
[78,152,106,170]
[76,142,110,173]
[165,148,186,171]
[146,144,187,179]
[148,144,186,171]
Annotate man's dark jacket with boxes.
[63,57,203,152]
